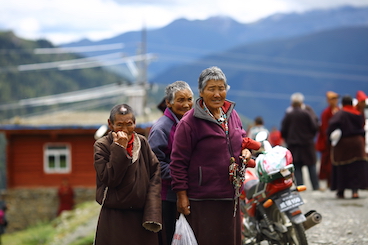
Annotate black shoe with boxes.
[336,191,344,199]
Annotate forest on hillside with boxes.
[0,31,130,121]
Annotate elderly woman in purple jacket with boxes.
[148,81,193,245]
[170,67,259,245]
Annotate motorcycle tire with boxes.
[265,205,308,245]
[241,214,258,244]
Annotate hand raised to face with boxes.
[112,131,129,148]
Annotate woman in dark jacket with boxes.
[327,95,368,199]
[148,81,193,245]
[94,104,162,245]
[170,66,260,245]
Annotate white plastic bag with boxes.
[171,213,198,245]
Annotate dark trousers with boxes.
[294,164,320,190]
[159,200,178,245]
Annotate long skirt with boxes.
[94,207,159,245]
[319,148,333,188]
[185,199,241,245]
[331,160,368,191]
[318,146,332,181]
[330,135,368,191]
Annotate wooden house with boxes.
[0,111,156,189]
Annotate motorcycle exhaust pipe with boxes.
[303,210,322,230]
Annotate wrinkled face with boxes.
[167,89,193,119]
[108,113,136,140]
[199,79,226,112]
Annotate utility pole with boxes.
[135,24,149,120]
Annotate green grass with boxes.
[1,222,54,245]
[1,201,99,245]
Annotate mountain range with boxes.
[62,5,368,129]
[153,26,368,128]
[63,6,368,79]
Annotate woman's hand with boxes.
[241,148,252,162]
[176,190,190,215]
[240,148,256,168]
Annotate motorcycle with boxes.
[240,131,322,245]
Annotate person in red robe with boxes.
[57,178,75,216]
[355,90,367,114]
[269,126,283,147]
[315,91,340,188]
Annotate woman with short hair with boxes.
[148,81,193,245]
[170,66,260,245]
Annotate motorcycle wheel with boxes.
[265,205,308,245]
[241,211,258,245]
[240,201,258,245]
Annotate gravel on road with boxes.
[300,188,368,245]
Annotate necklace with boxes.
[203,102,226,123]
[203,102,228,134]
[204,101,241,216]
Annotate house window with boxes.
[44,144,71,173]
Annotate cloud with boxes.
[0,0,368,45]
[110,0,179,5]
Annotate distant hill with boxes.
[0,31,126,120]
[62,6,368,79]
[152,26,368,129]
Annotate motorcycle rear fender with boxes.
[285,208,306,224]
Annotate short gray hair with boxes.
[109,104,135,123]
[165,81,193,104]
[198,66,228,93]
[290,92,304,103]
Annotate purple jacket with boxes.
[170,98,246,200]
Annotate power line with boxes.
[17,52,122,71]
[59,54,156,71]
[0,52,156,73]
[157,55,368,82]
[34,43,125,54]
[0,43,125,54]
[149,42,368,72]
[0,83,145,111]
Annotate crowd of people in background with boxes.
[247,90,368,197]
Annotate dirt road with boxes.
[299,177,368,244]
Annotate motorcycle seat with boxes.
[244,179,259,200]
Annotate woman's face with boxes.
[108,113,136,141]
[199,79,226,112]
[167,89,193,119]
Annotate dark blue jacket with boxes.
[148,108,179,202]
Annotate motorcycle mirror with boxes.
[255,131,268,142]
[94,124,109,140]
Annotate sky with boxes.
[1,0,368,45]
